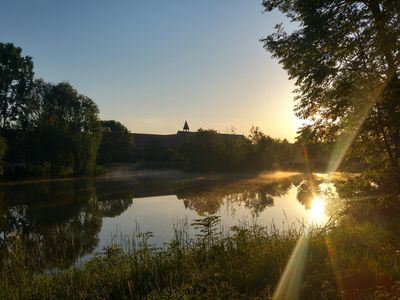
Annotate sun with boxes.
[310,196,326,221]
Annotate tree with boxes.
[24,82,102,176]
[71,94,102,175]
[0,136,6,175]
[0,43,103,177]
[97,120,134,164]
[248,126,279,169]
[0,43,34,129]
[263,1,400,179]
[181,129,225,171]
[41,82,102,175]
[35,82,77,175]
[0,43,34,176]
[222,130,250,170]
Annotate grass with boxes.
[2,205,400,299]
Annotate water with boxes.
[0,172,338,268]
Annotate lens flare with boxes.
[272,235,309,300]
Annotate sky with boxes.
[1,0,301,141]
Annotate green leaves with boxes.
[263,0,400,176]
[0,42,34,129]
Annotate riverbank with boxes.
[2,170,391,299]
[0,162,303,187]
[0,161,355,187]
[2,209,400,299]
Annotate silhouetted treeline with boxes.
[0,42,356,178]
[135,127,339,172]
[0,42,138,178]
[0,43,102,177]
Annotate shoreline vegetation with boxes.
[0,165,283,186]
[2,202,400,299]
[1,172,397,299]
[0,161,353,187]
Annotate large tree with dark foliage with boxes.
[31,82,102,175]
[263,1,400,181]
[0,43,34,129]
[0,42,102,177]
[97,120,134,164]
[0,43,34,174]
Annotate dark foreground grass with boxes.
[2,213,400,299]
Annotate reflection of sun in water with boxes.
[310,196,326,222]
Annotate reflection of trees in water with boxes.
[24,200,102,269]
[240,181,295,216]
[296,178,321,209]
[95,181,135,218]
[297,179,342,217]
[223,191,273,217]
[297,181,314,209]
[181,177,298,217]
[0,179,134,270]
[183,194,224,216]
[98,198,133,218]
[0,174,307,269]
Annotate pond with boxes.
[0,171,339,268]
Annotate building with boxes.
[132,121,245,151]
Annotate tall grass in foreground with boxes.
[1,215,400,299]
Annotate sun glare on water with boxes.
[310,196,326,222]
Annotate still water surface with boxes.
[0,172,337,267]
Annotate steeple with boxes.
[183,120,189,131]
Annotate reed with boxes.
[1,214,399,299]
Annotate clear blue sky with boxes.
[1,0,301,140]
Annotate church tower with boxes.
[183,120,189,132]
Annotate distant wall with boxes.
[133,133,178,150]
[133,131,245,151]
